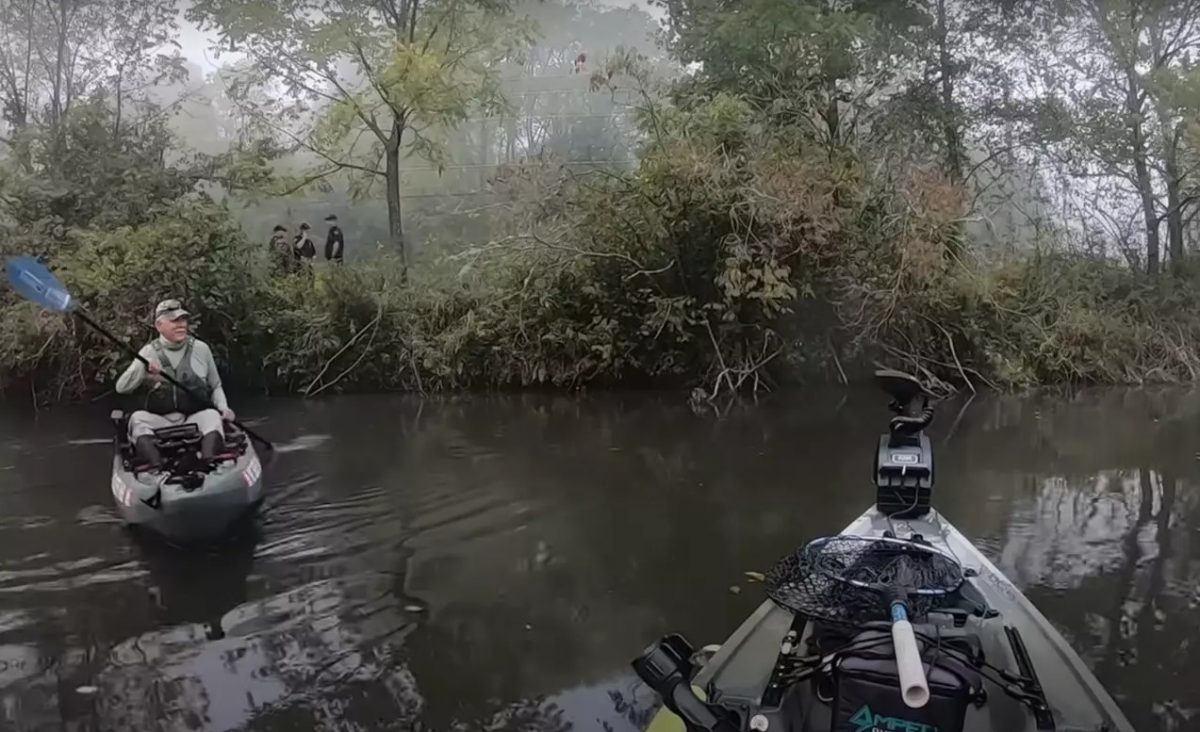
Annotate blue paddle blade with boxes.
[4,256,74,312]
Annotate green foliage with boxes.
[869,251,1200,389]
[0,102,191,235]
[0,196,263,399]
[10,0,1200,406]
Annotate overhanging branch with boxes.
[261,113,385,178]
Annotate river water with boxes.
[0,387,1197,731]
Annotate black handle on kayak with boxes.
[72,309,273,453]
[632,634,739,732]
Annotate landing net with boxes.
[765,535,965,623]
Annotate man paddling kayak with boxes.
[115,299,235,469]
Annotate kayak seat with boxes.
[111,409,248,474]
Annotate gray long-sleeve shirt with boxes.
[115,336,230,412]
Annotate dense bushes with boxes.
[892,253,1200,389]
[0,197,265,399]
[7,89,1200,404]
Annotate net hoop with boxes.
[806,535,963,597]
[764,534,966,623]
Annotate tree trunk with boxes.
[504,117,516,162]
[822,77,839,149]
[479,117,492,190]
[935,0,963,182]
[114,67,124,143]
[385,120,407,273]
[1135,149,1161,276]
[1125,73,1160,275]
[13,0,34,171]
[51,0,67,130]
[1161,123,1185,272]
[479,117,490,166]
[1165,171,1185,271]
[1149,23,1187,272]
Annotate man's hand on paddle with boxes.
[145,360,162,384]
[221,408,236,422]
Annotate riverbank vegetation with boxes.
[3,0,1200,404]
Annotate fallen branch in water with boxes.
[704,326,781,402]
[876,346,957,399]
[307,314,382,398]
[921,315,975,394]
[829,336,848,385]
[303,302,383,397]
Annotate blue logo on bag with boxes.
[849,705,938,732]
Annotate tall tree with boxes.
[1147,4,1200,269]
[0,0,184,169]
[188,0,534,271]
[879,0,1041,183]
[0,0,38,161]
[490,0,665,165]
[1025,0,1200,274]
[653,0,927,148]
[86,0,186,142]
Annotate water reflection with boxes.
[997,466,1200,731]
[1,387,1199,730]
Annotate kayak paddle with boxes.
[3,255,274,454]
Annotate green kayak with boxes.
[632,371,1134,732]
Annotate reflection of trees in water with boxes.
[0,523,261,731]
[89,533,262,731]
[87,555,611,732]
[604,687,659,732]
[996,470,1150,590]
[997,463,1200,732]
[939,386,1200,477]
[91,568,423,731]
[242,664,595,732]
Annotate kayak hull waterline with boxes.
[109,410,264,543]
[635,370,1134,732]
[644,507,1135,732]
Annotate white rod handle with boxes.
[891,605,930,708]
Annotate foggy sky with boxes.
[173,1,666,73]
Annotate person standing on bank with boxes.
[268,224,293,274]
[115,299,236,469]
[294,222,316,263]
[324,214,345,264]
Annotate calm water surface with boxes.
[1,387,1199,731]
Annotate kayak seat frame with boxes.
[111,409,249,482]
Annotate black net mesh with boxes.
[765,535,964,624]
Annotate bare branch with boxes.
[254,106,385,178]
[274,166,344,196]
[347,36,398,121]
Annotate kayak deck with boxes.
[112,448,264,541]
[109,409,264,542]
[647,508,1134,732]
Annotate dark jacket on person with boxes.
[325,225,345,262]
[294,232,316,259]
